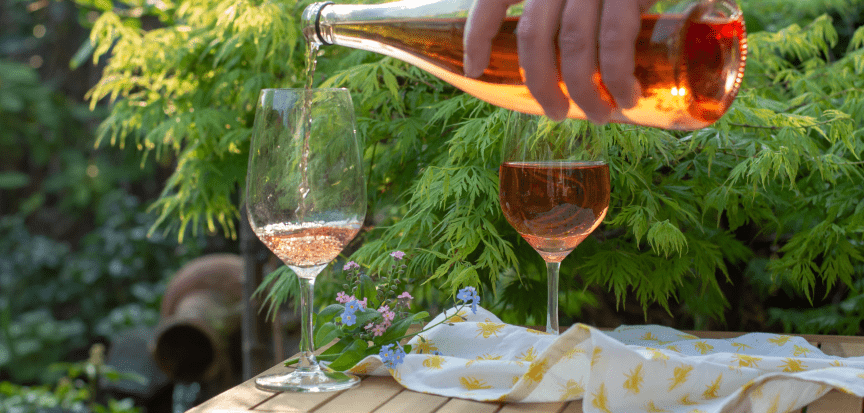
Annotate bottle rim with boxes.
[301,2,335,46]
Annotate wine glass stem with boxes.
[546,261,560,335]
[297,277,318,370]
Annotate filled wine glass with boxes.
[498,113,611,335]
[246,88,366,392]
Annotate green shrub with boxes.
[1,345,142,413]
[83,0,864,332]
[0,53,204,384]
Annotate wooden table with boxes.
[187,331,864,413]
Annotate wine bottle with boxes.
[302,0,747,130]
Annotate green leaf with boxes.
[70,39,95,70]
[327,339,369,371]
[646,220,688,257]
[92,0,113,11]
[353,308,382,327]
[317,304,345,325]
[357,274,377,303]
[319,339,350,357]
[374,316,415,345]
[314,322,340,348]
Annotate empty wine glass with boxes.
[246,88,365,392]
[498,113,611,334]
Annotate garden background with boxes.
[2,0,863,411]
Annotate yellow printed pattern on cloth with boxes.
[339,306,864,412]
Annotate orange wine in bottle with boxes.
[302,0,746,130]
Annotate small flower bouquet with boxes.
[286,250,480,371]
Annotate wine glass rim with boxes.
[503,160,607,165]
[260,87,350,92]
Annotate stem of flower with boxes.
[388,303,469,343]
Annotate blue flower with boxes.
[456,286,475,302]
[457,287,480,313]
[344,299,361,314]
[379,344,394,364]
[379,343,406,369]
[391,344,406,367]
[342,311,357,326]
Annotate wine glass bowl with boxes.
[498,114,610,334]
[246,88,365,392]
[499,161,610,262]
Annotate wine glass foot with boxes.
[255,365,361,393]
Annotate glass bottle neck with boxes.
[303,0,475,46]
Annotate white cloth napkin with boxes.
[345,306,864,412]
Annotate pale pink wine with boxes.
[256,224,360,269]
[499,161,610,262]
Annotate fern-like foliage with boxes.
[84,0,864,327]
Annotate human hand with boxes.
[464,0,656,123]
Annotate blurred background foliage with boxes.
[1,0,233,409]
[1,0,864,410]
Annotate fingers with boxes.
[518,0,569,121]
[464,0,522,78]
[558,0,612,124]
[466,0,653,123]
[598,0,643,109]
